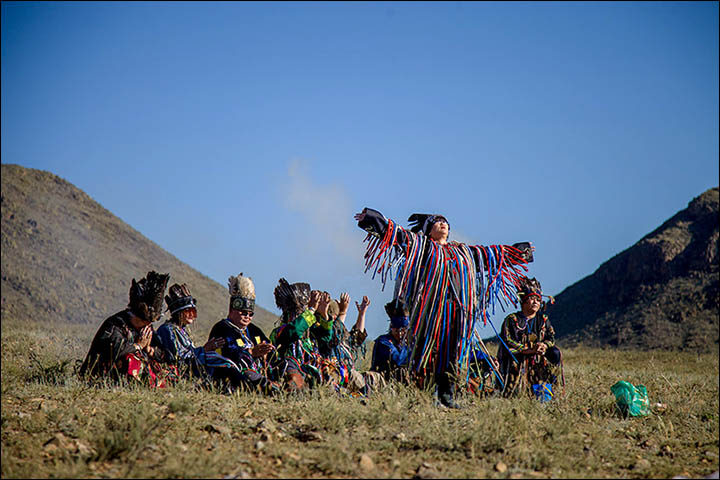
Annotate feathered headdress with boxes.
[165,283,197,316]
[228,273,255,312]
[128,271,170,323]
[517,277,542,302]
[274,278,311,318]
[407,213,450,235]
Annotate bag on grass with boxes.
[532,382,553,403]
[611,380,650,417]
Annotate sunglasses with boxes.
[239,310,254,317]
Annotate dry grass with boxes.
[1,320,718,479]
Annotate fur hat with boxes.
[228,273,255,312]
[327,298,340,318]
[385,300,410,328]
[165,283,197,316]
[384,300,409,319]
[408,213,450,236]
[128,271,170,323]
[518,277,542,302]
[274,278,311,316]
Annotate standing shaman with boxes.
[355,208,534,408]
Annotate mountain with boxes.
[547,187,719,351]
[1,164,278,337]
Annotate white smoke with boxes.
[284,159,361,261]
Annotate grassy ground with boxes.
[1,320,718,479]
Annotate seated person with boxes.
[370,301,411,382]
[496,277,562,398]
[157,283,270,393]
[206,274,277,393]
[322,293,369,369]
[270,280,334,390]
[79,271,174,387]
[316,293,384,395]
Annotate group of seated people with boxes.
[79,271,562,401]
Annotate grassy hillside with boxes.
[1,163,277,337]
[1,320,718,479]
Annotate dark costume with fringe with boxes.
[79,271,175,387]
[79,309,172,386]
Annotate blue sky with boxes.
[2,1,718,340]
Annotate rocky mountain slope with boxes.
[1,164,278,336]
[547,187,719,351]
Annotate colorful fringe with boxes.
[362,220,530,377]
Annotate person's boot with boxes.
[439,391,463,409]
[435,383,463,409]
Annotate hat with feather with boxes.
[165,283,197,316]
[517,277,542,303]
[274,278,311,319]
[407,213,450,236]
[128,271,170,323]
[228,273,255,312]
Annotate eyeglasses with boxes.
[239,310,254,317]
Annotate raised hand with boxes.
[317,291,331,318]
[308,290,321,311]
[354,208,368,222]
[338,292,350,316]
[355,295,370,314]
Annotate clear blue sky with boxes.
[2,1,718,340]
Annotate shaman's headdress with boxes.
[128,271,170,323]
[408,213,451,236]
[165,283,197,317]
[517,277,542,303]
[385,300,410,329]
[274,278,311,320]
[228,273,256,312]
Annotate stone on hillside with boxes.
[359,454,375,471]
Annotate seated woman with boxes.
[496,277,562,398]
[205,274,278,394]
[315,293,384,395]
[79,271,175,388]
[156,283,268,393]
[370,301,411,383]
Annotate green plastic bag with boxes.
[611,381,650,417]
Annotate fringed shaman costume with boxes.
[497,278,563,399]
[356,208,533,405]
[79,271,176,388]
[269,279,334,390]
[157,283,254,393]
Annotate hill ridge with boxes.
[547,187,719,351]
[1,163,277,337]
